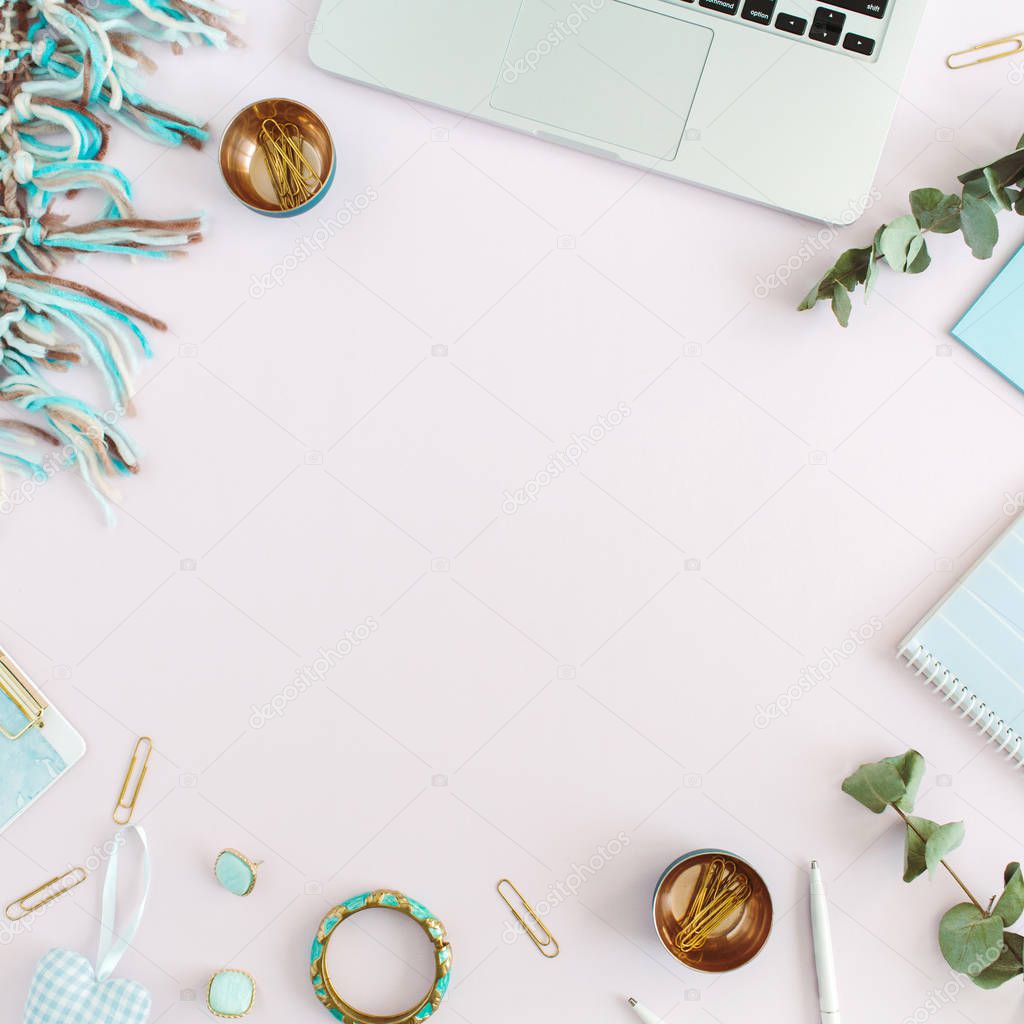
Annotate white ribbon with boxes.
[95,824,151,982]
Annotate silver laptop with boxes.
[309,0,928,222]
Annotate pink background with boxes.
[3,2,1024,1023]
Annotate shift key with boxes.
[825,0,887,17]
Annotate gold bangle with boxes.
[310,889,452,1024]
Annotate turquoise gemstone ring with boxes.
[207,969,256,1018]
[214,849,261,897]
[310,889,452,1023]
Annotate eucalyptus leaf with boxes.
[925,821,966,876]
[903,817,965,881]
[962,176,993,202]
[995,864,1024,927]
[879,216,921,272]
[831,247,873,292]
[984,166,1013,210]
[910,189,962,234]
[909,186,942,219]
[972,933,1023,990]
[799,247,872,312]
[831,283,852,328]
[884,750,925,813]
[939,904,1005,977]
[904,816,940,883]
[966,150,1024,196]
[906,236,931,274]
[798,279,828,311]
[842,758,907,813]
[961,193,1000,260]
[864,247,880,298]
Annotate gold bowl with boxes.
[653,849,773,972]
[219,97,336,217]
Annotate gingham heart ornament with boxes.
[24,826,152,1024]
[24,948,151,1024]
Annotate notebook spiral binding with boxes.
[900,643,1024,767]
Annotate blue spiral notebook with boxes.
[952,244,1024,392]
[898,515,1024,767]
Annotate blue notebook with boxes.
[899,515,1024,766]
[953,244,1024,392]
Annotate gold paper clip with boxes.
[112,735,152,825]
[258,117,322,211]
[497,878,560,958]
[0,647,47,741]
[5,866,87,921]
[947,34,1024,70]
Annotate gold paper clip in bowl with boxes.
[113,736,152,825]
[947,34,1024,70]
[5,866,87,922]
[0,648,47,741]
[497,878,560,959]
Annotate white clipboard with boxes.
[0,647,86,835]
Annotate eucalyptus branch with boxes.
[842,750,1024,989]
[800,131,1024,326]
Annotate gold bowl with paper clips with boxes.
[653,849,772,972]
[219,98,336,217]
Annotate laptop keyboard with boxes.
[671,0,891,61]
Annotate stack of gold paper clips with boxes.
[674,856,751,955]
[258,117,322,211]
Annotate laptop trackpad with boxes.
[491,0,712,159]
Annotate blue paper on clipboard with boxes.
[0,650,84,834]
[952,243,1024,393]
[0,693,67,826]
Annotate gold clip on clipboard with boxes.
[0,645,85,837]
[0,647,47,741]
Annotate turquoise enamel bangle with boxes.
[310,889,452,1024]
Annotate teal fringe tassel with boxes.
[0,0,239,519]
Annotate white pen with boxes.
[627,997,663,1024]
[810,860,841,1024]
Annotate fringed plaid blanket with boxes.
[0,0,240,520]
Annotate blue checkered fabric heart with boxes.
[24,948,151,1024]
[22,827,153,1024]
